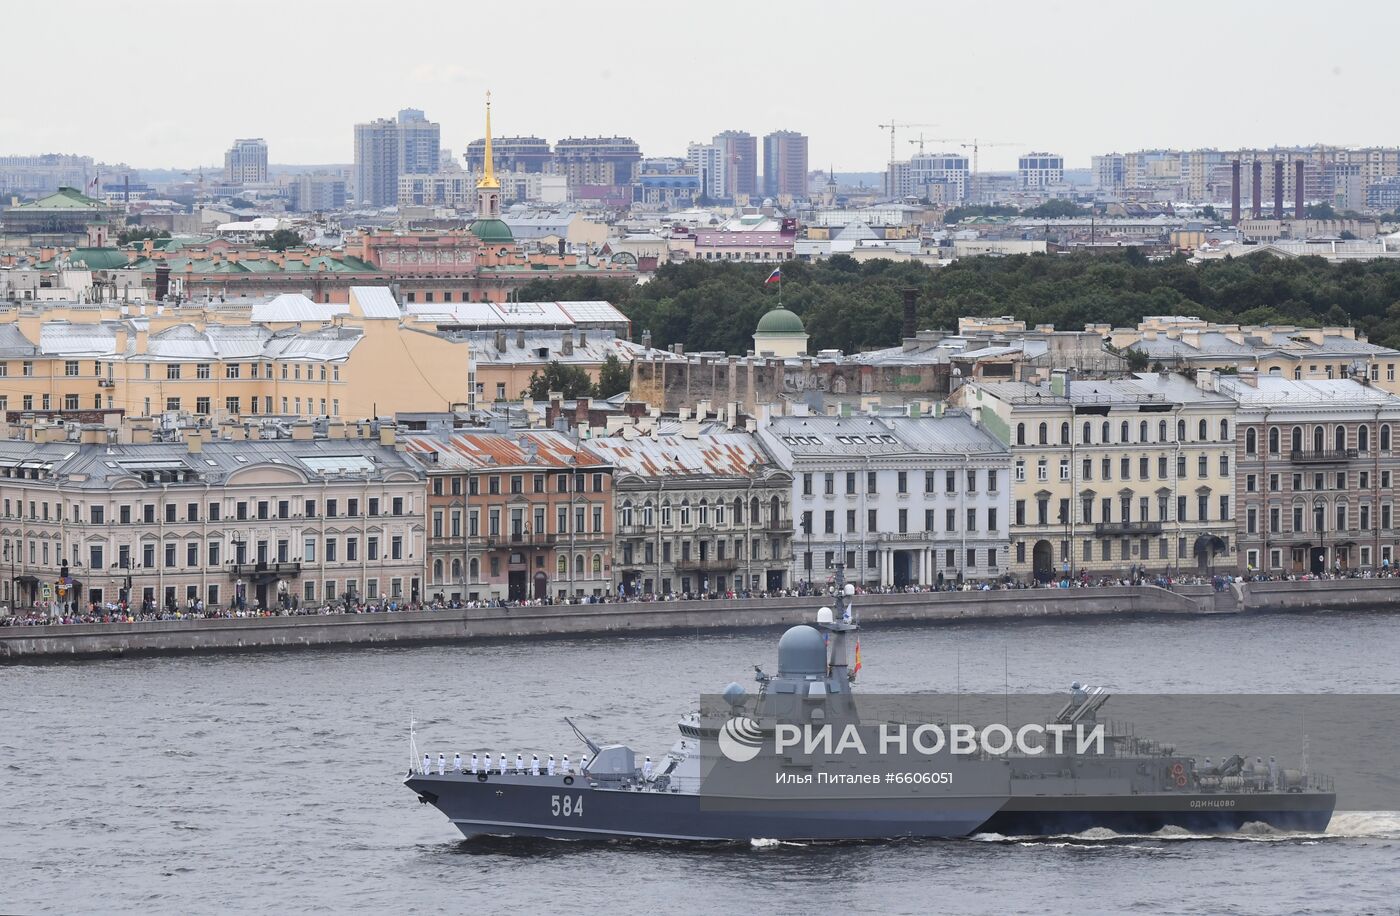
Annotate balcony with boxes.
[1290,449,1358,464]
[486,533,558,548]
[97,378,115,389]
[231,561,301,578]
[674,556,737,572]
[1093,522,1163,537]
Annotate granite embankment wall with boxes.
[2,580,1396,661]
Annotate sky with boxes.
[4,0,1398,173]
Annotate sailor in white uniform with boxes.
[562,754,570,774]
[453,753,462,772]
[437,753,446,775]
[580,755,589,774]
[515,753,525,775]
[643,756,653,780]
[423,754,431,775]
[531,754,540,776]
[499,753,508,775]
[469,753,479,775]
[547,755,556,776]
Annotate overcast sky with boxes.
[5,0,1397,173]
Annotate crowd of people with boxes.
[3,566,1395,628]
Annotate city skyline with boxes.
[5,0,1398,174]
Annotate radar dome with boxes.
[777,625,828,678]
[722,682,748,707]
[816,607,833,623]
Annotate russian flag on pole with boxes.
[765,267,781,285]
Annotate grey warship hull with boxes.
[405,772,1335,841]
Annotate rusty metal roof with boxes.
[401,429,608,471]
[584,431,775,480]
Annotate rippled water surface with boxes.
[4,610,1400,914]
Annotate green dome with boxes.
[469,218,514,244]
[755,307,806,336]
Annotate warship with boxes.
[404,571,1335,842]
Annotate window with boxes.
[1038,422,1048,445]
[1015,460,1025,482]
[65,360,80,377]
[1036,459,1048,482]
[1016,423,1026,445]
[1246,428,1257,454]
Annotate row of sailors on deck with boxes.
[424,752,591,777]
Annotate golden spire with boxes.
[477,89,500,190]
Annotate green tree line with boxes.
[515,251,1400,355]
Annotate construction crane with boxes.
[877,120,937,195]
[908,135,971,155]
[959,139,1023,178]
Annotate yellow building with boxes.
[0,287,473,420]
[954,372,1237,580]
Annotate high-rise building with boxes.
[0,154,94,196]
[1091,153,1125,192]
[1018,152,1064,189]
[713,130,758,199]
[464,136,552,173]
[552,137,642,187]
[287,174,348,212]
[686,142,726,201]
[353,109,441,207]
[762,130,809,199]
[224,139,268,185]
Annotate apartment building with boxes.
[1225,375,1400,575]
[758,413,1010,587]
[0,419,424,613]
[955,372,1236,580]
[403,428,613,602]
[586,428,792,597]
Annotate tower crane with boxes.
[909,135,971,155]
[959,139,1023,178]
[877,120,937,195]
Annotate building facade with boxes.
[763,130,809,200]
[1018,152,1064,189]
[404,429,613,602]
[224,139,268,185]
[1226,376,1400,575]
[713,130,758,200]
[586,430,792,597]
[956,373,1237,581]
[353,109,441,207]
[758,413,1010,587]
[0,421,424,613]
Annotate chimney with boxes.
[641,329,652,349]
[577,330,586,348]
[1295,160,1305,219]
[1195,368,1218,392]
[378,423,396,446]
[901,288,918,340]
[154,264,171,300]
[186,429,204,453]
[1251,160,1262,218]
[1273,160,1284,219]
[561,332,574,356]
[291,421,313,441]
[516,329,525,349]
[495,330,507,352]
[1230,160,1241,224]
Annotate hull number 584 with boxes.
[551,795,583,817]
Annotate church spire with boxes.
[477,90,500,191]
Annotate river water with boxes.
[3,610,1399,915]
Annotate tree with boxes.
[1305,202,1336,220]
[525,361,595,400]
[1200,206,1218,221]
[117,227,170,245]
[595,353,631,398]
[258,229,304,252]
[1022,199,1084,219]
[943,204,1018,224]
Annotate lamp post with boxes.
[3,540,11,614]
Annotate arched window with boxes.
[1383,425,1392,451]
[1158,420,1167,441]
[1220,419,1229,440]
[1359,425,1370,452]
[642,501,654,526]
[1038,422,1048,445]
[1268,427,1280,454]
[750,497,760,523]
[715,502,726,526]
[1102,421,1111,443]
[1121,420,1130,443]
[451,558,462,580]
[1177,419,1187,441]
[1291,427,1302,453]
[1335,426,1346,452]
[468,558,478,581]
[1060,422,1070,445]
[592,553,602,575]
[620,501,633,527]
[433,559,443,582]
[697,499,708,526]
[1016,423,1026,446]
[1139,420,1148,443]
[661,502,672,527]
[733,497,744,524]
[1082,421,1092,444]
[1198,419,1208,440]
[575,553,585,576]
[1313,426,1324,453]
[558,554,568,575]
[1245,428,1257,455]
[680,501,691,526]
[770,495,781,527]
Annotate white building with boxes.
[758,413,1011,587]
[686,143,726,201]
[1019,152,1065,189]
